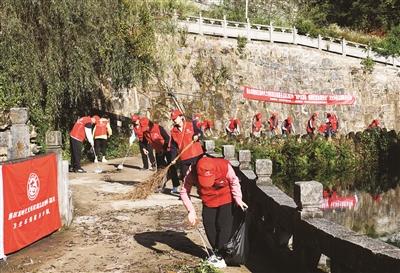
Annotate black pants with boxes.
[179,155,202,180]
[156,151,180,188]
[139,140,155,169]
[202,202,234,251]
[94,138,107,158]
[70,137,82,170]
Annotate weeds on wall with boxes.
[236,36,248,57]
[361,57,375,74]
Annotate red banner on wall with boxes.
[242,86,355,105]
[0,154,61,256]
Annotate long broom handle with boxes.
[168,140,196,167]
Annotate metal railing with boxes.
[177,14,400,67]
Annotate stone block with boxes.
[46,131,63,147]
[239,150,251,170]
[229,160,240,168]
[255,159,273,176]
[9,108,28,124]
[0,131,11,147]
[241,170,257,180]
[239,150,251,162]
[222,145,235,160]
[9,124,30,160]
[294,181,323,218]
[204,140,215,153]
[257,176,273,185]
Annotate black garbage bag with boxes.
[222,210,249,266]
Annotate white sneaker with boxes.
[94,157,98,163]
[101,157,107,163]
[170,187,179,194]
[206,255,226,269]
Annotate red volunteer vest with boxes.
[133,125,144,141]
[144,124,165,152]
[228,120,235,131]
[171,121,203,161]
[198,158,232,208]
[94,119,109,137]
[202,120,213,130]
[70,116,92,142]
[253,120,262,132]
[269,116,278,130]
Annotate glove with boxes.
[143,149,149,155]
[129,134,136,146]
[192,134,199,142]
[188,210,197,226]
[236,199,248,211]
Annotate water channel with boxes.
[322,186,400,248]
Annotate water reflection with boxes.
[323,186,400,248]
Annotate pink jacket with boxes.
[180,164,243,212]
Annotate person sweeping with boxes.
[180,156,248,268]
[141,117,179,189]
[170,109,204,194]
[69,115,97,173]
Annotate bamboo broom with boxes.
[125,140,196,199]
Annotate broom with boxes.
[126,140,196,199]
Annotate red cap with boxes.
[131,114,140,122]
[255,113,262,119]
[196,157,216,187]
[139,117,149,131]
[171,109,183,120]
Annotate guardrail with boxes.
[177,15,400,68]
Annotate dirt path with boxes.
[0,157,250,273]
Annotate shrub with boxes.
[237,36,247,56]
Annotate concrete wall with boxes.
[111,33,400,137]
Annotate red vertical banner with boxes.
[1,154,61,254]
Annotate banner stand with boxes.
[0,165,5,260]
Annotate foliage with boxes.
[178,260,222,273]
[0,0,197,150]
[361,57,375,74]
[236,36,247,56]
[299,0,400,33]
[200,0,399,49]
[214,129,400,195]
[373,25,400,57]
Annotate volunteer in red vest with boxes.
[141,117,179,189]
[268,112,279,136]
[180,156,248,268]
[202,119,214,137]
[225,118,241,137]
[170,109,204,194]
[130,114,155,170]
[281,116,295,136]
[306,112,318,138]
[368,119,380,129]
[252,113,263,138]
[69,115,97,173]
[326,113,339,138]
[193,113,202,131]
[93,115,112,163]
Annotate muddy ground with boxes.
[0,157,252,273]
